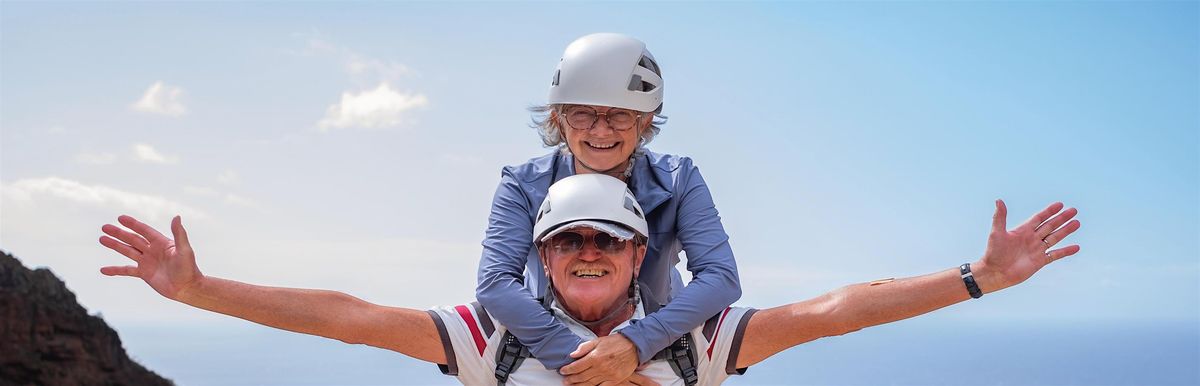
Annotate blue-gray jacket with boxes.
[476,149,742,369]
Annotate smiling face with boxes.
[539,225,646,321]
[557,105,650,176]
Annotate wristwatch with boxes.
[960,263,983,299]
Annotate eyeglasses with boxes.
[561,105,642,131]
[546,231,629,255]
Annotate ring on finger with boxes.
[1040,238,1052,249]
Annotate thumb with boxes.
[570,339,599,359]
[991,199,1007,234]
[171,215,191,249]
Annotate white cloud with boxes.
[317,83,428,131]
[217,170,239,185]
[130,81,187,116]
[75,152,117,165]
[346,53,410,82]
[298,36,412,83]
[0,177,205,222]
[183,185,260,209]
[221,193,259,208]
[132,143,178,164]
[183,185,220,197]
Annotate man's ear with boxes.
[633,244,647,273]
[538,246,551,273]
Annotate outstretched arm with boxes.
[737,200,1082,368]
[98,215,446,364]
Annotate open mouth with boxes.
[572,268,609,278]
[584,141,619,150]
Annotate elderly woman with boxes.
[475,33,742,383]
[96,174,1082,385]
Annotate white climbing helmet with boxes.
[548,33,664,113]
[533,174,649,244]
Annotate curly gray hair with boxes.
[528,104,668,148]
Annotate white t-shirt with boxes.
[426,300,757,386]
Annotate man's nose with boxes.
[575,243,603,262]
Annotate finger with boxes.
[564,371,605,385]
[99,236,143,262]
[118,215,167,243]
[560,360,586,375]
[599,381,619,386]
[1035,207,1078,239]
[629,374,659,386]
[100,265,139,277]
[570,339,600,359]
[1021,202,1064,230]
[991,199,1008,233]
[171,215,192,250]
[1043,220,1081,246]
[563,371,599,385]
[1047,245,1082,263]
[101,224,150,252]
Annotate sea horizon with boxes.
[113,318,1199,386]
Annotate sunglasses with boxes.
[546,231,630,255]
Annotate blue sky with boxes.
[2,2,1197,384]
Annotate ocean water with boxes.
[117,320,1199,386]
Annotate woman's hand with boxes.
[561,334,639,386]
[975,200,1081,293]
[99,215,203,301]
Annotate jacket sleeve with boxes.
[475,168,584,370]
[618,160,743,363]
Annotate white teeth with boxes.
[573,269,608,277]
[587,142,617,149]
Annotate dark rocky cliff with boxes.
[0,250,173,386]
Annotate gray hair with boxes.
[528,104,668,148]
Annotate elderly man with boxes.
[98,175,1081,385]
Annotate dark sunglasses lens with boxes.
[551,232,584,253]
[594,233,626,253]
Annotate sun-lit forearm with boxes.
[827,267,971,335]
[739,263,1000,368]
[174,276,372,344]
[173,276,446,363]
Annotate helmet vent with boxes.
[537,202,550,222]
[552,70,561,86]
[638,56,661,76]
[624,196,644,219]
[627,74,657,93]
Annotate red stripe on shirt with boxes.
[455,305,487,356]
[707,307,733,359]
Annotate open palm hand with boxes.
[979,200,1081,292]
[99,215,202,300]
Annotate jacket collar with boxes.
[553,150,672,216]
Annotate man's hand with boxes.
[975,200,1081,292]
[560,334,640,386]
[99,215,203,300]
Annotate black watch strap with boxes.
[960,263,983,299]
